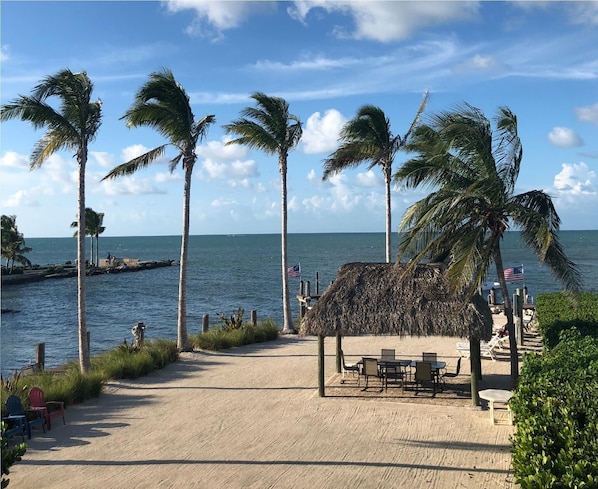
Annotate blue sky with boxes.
[1,1,597,238]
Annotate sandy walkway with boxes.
[8,321,538,489]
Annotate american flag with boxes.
[504,266,524,282]
[287,264,301,278]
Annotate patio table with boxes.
[478,389,513,425]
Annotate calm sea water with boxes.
[1,231,596,374]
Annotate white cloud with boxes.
[452,54,511,75]
[575,102,598,125]
[1,189,40,208]
[355,170,381,188]
[553,162,596,195]
[0,151,29,169]
[162,0,273,39]
[90,151,115,169]
[302,109,346,154]
[288,1,480,42]
[196,138,249,161]
[200,158,259,181]
[547,127,583,147]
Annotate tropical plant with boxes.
[1,422,27,488]
[394,103,581,383]
[71,208,105,266]
[102,68,215,351]
[1,69,102,373]
[1,215,31,272]
[223,92,302,333]
[323,92,428,262]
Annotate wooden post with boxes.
[470,335,481,406]
[315,272,319,295]
[514,290,523,346]
[299,280,305,319]
[35,343,45,371]
[335,332,342,373]
[202,314,209,333]
[250,310,257,326]
[318,335,325,397]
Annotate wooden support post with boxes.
[335,332,341,373]
[35,343,45,371]
[250,310,257,326]
[202,314,209,333]
[470,335,481,406]
[514,289,524,346]
[315,272,319,295]
[318,335,325,397]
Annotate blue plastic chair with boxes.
[5,394,46,439]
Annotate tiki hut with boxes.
[299,262,493,402]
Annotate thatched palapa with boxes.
[300,262,493,340]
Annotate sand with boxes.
[7,314,540,489]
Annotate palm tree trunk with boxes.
[493,245,519,384]
[280,154,294,334]
[89,235,94,266]
[95,233,99,268]
[383,163,392,263]
[77,151,91,373]
[177,164,192,350]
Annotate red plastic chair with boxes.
[28,387,65,430]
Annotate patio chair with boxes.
[5,394,46,439]
[381,349,395,361]
[340,350,360,384]
[361,357,385,391]
[440,357,461,389]
[414,361,436,394]
[2,416,27,442]
[422,352,437,362]
[28,387,65,430]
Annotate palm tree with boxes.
[71,208,105,266]
[102,68,215,351]
[323,92,428,263]
[394,102,581,384]
[223,92,302,334]
[1,70,102,373]
[1,214,32,271]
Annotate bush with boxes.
[190,319,279,351]
[536,292,598,349]
[510,329,598,487]
[1,422,27,488]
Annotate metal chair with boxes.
[414,361,436,394]
[361,357,385,391]
[340,350,360,384]
[381,349,395,361]
[422,352,437,362]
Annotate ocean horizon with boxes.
[2,231,597,375]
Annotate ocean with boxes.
[1,231,597,375]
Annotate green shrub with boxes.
[1,422,27,488]
[190,319,279,351]
[536,292,598,349]
[510,329,598,488]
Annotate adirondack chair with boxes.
[5,394,46,439]
[28,387,65,430]
[2,416,27,442]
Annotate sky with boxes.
[1,1,597,238]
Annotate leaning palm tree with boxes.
[394,102,581,383]
[223,92,302,333]
[323,92,428,263]
[102,68,215,351]
[1,70,102,373]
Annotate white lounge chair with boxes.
[456,335,501,361]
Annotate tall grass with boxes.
[189,319,279,351]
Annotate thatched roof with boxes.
[299,262,493,340]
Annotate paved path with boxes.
[8,334,518,488]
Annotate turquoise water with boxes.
[1,231,596,374]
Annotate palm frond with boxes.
[102,145,167,180]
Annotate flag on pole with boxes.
[287,264,301,278]
[504,265,524,281]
